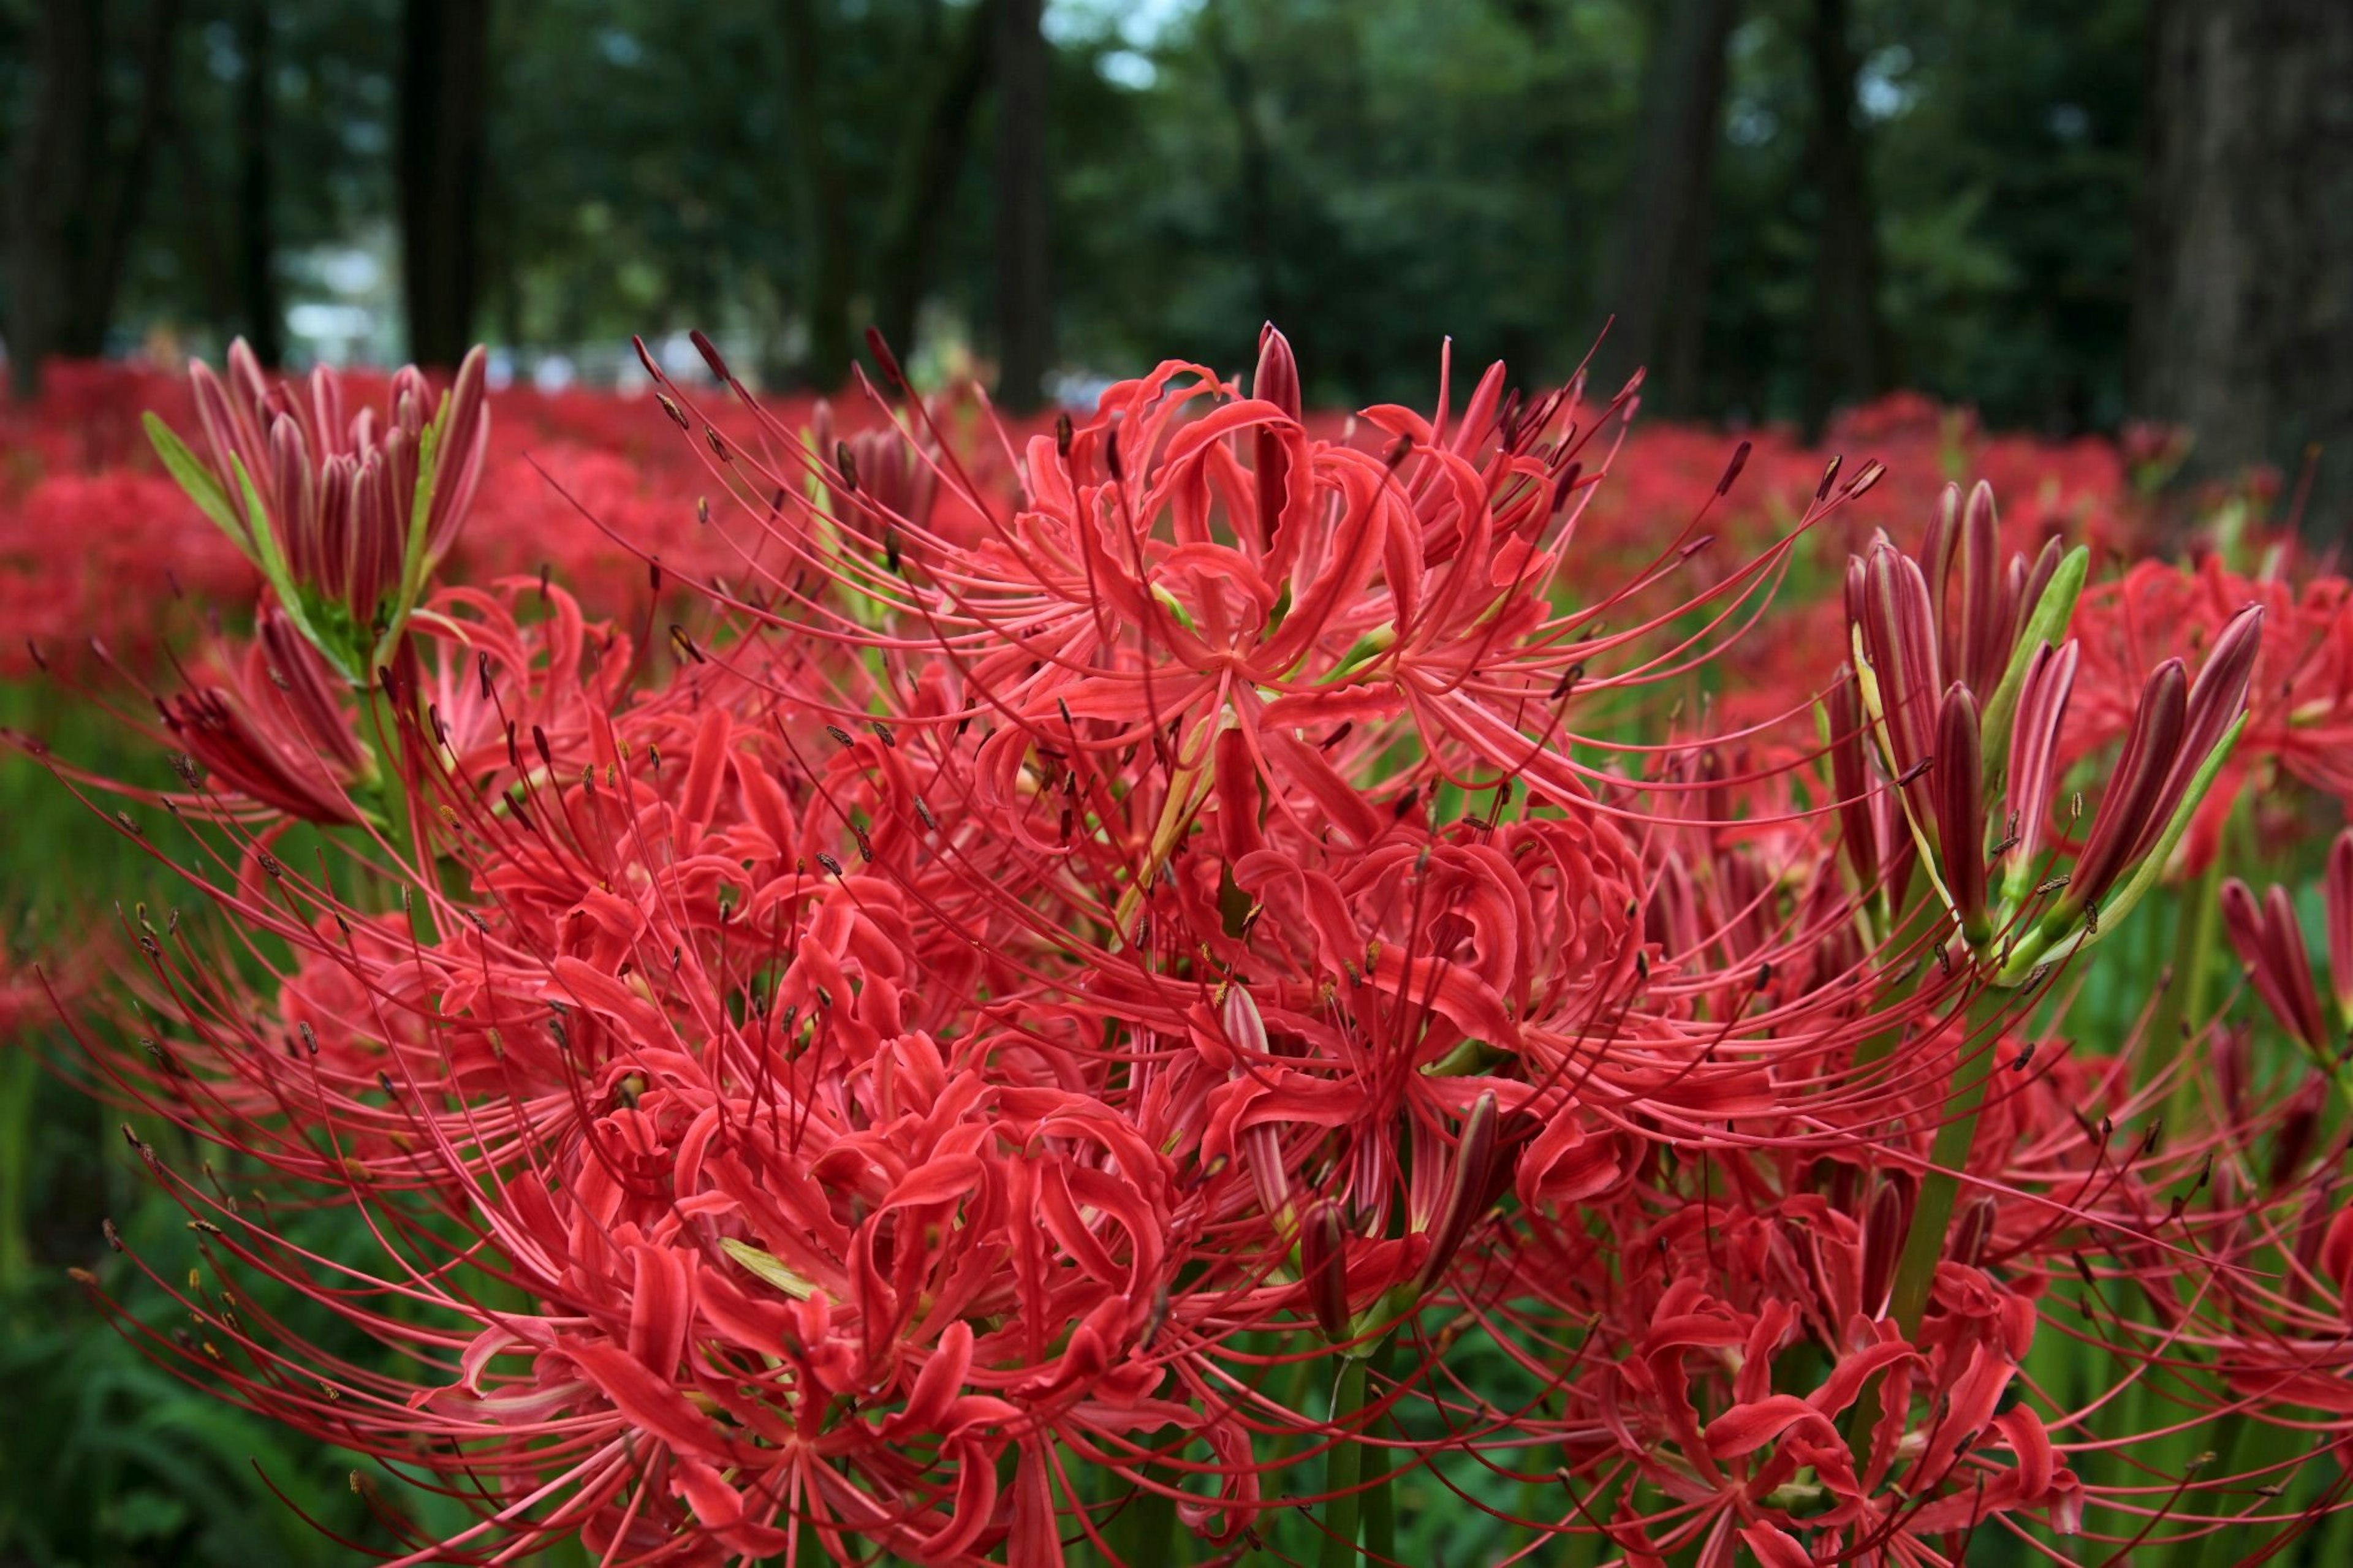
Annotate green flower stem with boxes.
[1888,986,2007,1338]
[1359,1336,1398,1563]
[2144,850,2226,1104]
[0,1049,34,1288]
[1319,1351,1373,1568]
[362,666,437,941]
[1848,902,1942,1078]
[1108,1426,1181,1568]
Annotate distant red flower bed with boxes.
[2,362,2143,678]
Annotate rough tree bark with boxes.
[872,0,1003,366]
[1595,0,1738,415]
[2131,0,2353,539]
[991,0,1053,412]
[1800,0,1888,439]
[6,0,181,396]
[236,0,284,367]
[398,0,491,369]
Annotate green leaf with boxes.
[374,419,442,672]
[720,1237,817,1298]
[143,412,251,555]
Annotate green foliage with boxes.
[2,0,2153,430]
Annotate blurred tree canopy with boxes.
[3,0,2347,512]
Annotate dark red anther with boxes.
[689,329,732,384]
[863,327,908,393]
[1716,440,1751,496]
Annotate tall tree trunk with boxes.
[4,0,100,397]
[1799,0,1888,439]
[991,0,1053,411]
[398,0,490,368]
[2131,0,2353,539]
[1206,4,1287,354]
[235,0,284,367]
[70,0,182,358]
[1595,0,1738,414]
[777,0,854,390]
[7,1,176,393]
[872,0,1002,366]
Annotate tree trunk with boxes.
[4,1,101,397]
[991,0,1053,411]
[1207,4,1287,352]
[235,0,284,367]
[872,0,1002,366]
[398,0,490,368]
[1799,0,1887,439]
[773,0,853,390]
[71,0,182,360]
[2131,0,2353,539]
[1595,0,1738,414]
[5,0,184,394]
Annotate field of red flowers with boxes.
[4,333,2353,1567]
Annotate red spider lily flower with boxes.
[1844,502,2091,966]
[1852,497,2257,982]
[146,339,489,680]
[811,396,941,535]
[45,325,2353,1568]
[162,607,376,822]
[2068,556,2353,869]
[11,604,376,825]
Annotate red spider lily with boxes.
[2069,555,2353,868]
[146,340,490,680]
[1848,503,2257,983]
[161,606,377,822]
[34,327,2353,1568]
[4,604,375,826]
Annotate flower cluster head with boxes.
[29,326,2353,1567]
[146,339,490,682]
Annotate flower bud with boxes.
[1298,1199,1351,1342]
[1252,322,1302,422]
[1950,481,2006,693]
[1933,683,1988,944]
[1860,1175,1912,1317]
[2221,878,2329,1052]
[2065,659,2188,918]
[1252,324,1302,552]
[1415,1092,1499,1292]
[146,341,490,682]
